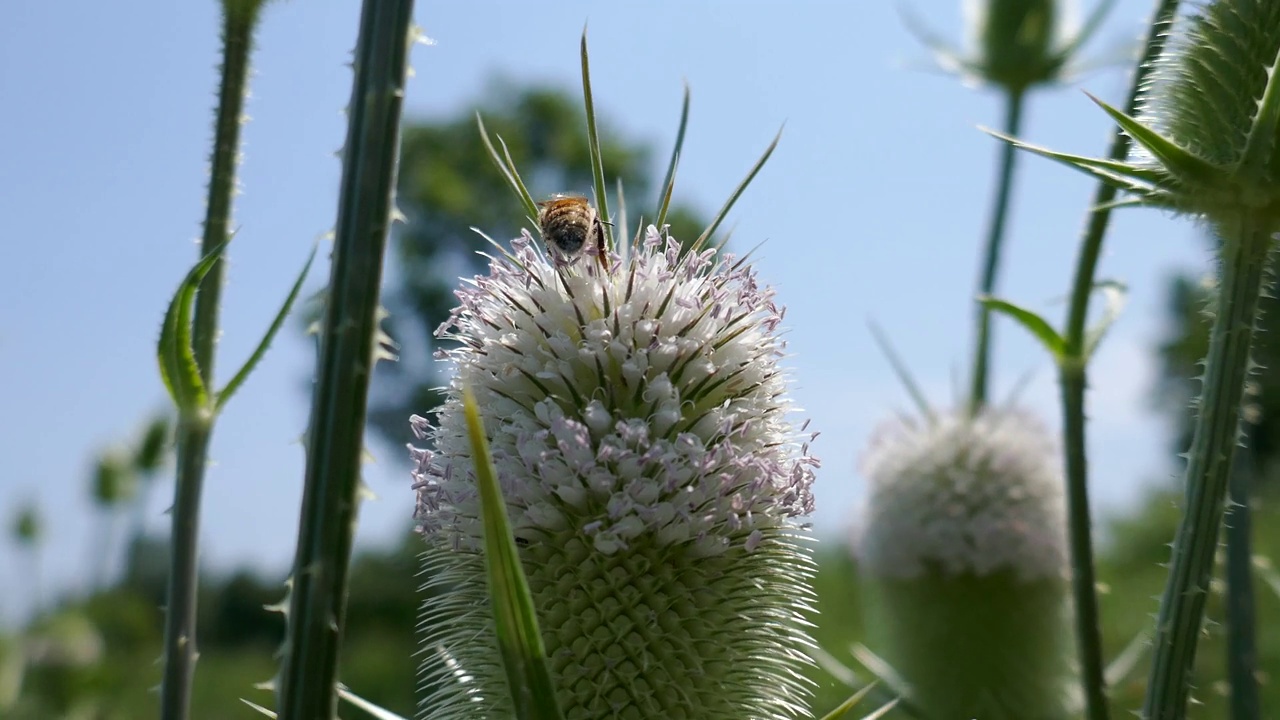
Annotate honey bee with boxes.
[536,194,608,271]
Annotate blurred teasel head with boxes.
[410,227,819,719]
[904,0,1112,93]
[851,405,1073,720]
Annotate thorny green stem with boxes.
[969,89,1024,415]
[275,1,416,718]
[1143,217,1272,720]
[1226,435,1260,720]
[1058,3,1181,719]
[159,3,261,718]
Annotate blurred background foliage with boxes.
[8,82,1280,719]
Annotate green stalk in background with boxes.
[991,1,1280,716]
[159,2,265,717]
[978,2,1179,717]
[1226,424,1260,720]
[902,0,1117,413]
[1055,4,1180,717]
[969,88,1024,411]
[275,1,417,718]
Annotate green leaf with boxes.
[1104,630,1149,688]
[897,3,968,76]
[476,113,540,224]
[978,296,1067,361]
[850,644,913,707]
[816,681,882,720]
[239,699,276,718]
[216,244,318,411]
[463,386,564,720]
[654,82,690,233]
[1084,91,1224,187]
[579,27,613,253]
[856,699,901,720]
[157,241,227,413]
[1056,0,1119,60]
[337,684,410,720]
[694,126,782,251]
[867,320,934,421]
[982,126,1169,195]
[614,176,629,256]
[1083,279,1127,360]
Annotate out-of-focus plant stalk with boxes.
[159,2,264,717]
[275,1,417,718]
[970,88,1025,412]
[1226,428,1260,720]
[1055,3,1180,718]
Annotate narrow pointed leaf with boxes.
[983,127,1169,190]
[216,244,318,411]
[694,126,782,251]
[1084,92,1223,186]
[858,699,901,720]
[157,242,226,412]
[1083,280,1127,360]
[338,685,410,720]
[463,386,564,720]
[1255,559,1280,599]
[977,296,1066,360]
[867,319,933,421]
[496,134,540,226]
[477,113,539,223]
[850,643,914,706]
[615,176,628,260]
[1057,0,1118,59]
[817,681,881,720]
[810,645,862,687]
[655,82,690,231]
[1241,47,1280,176]
[1104,630,1149,688]
[579,28,613,252]
[655,151,680,236]
[897,3,966,75]
[239,699,277,718]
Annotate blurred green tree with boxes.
[367,78,707,450]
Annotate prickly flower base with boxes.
[852,407,1072,720]
[411,228,818,720]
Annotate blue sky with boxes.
[0,0,1203,624]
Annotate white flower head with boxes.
[411,226,818,719]
[852,405,1068,581]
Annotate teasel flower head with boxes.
[850,405,1073,720]
[1002,0,1280,236]
[410,227,819,719]
[902,0,1113,93]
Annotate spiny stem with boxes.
[969,88,1024,414]
[275,1,416,718]
[1226,433,1260,720]
[159,3,261,717]
[1143,217,1272,720]
[1057,4,1181,718]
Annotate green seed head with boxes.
[851,406,1072,719]
[1141,2,1280,171]
[412,229,818,719]
[967,0,1064,91]
[1082,0,1280,227]
[91,450,137,508]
